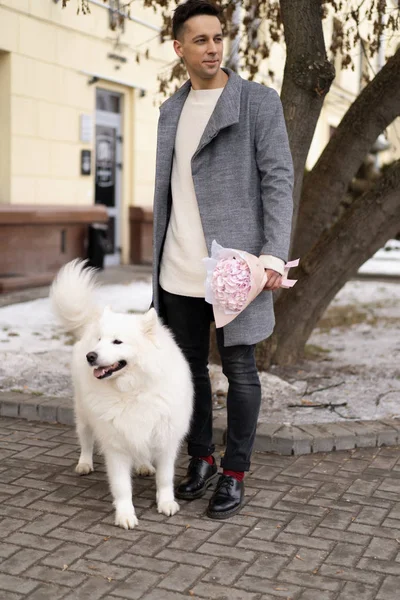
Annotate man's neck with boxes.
[189,68,228,90]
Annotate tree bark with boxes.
[279,0,335,233]
[256,160,400,369]
[293,48,400,259]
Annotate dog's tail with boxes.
[50,259,100,338]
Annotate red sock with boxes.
[223,469,244,482]
[199,455,214,465]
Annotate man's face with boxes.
[174,15,224,81]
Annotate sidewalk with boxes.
[1,416,400,599]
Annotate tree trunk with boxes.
[293,48,400,259]
[256,160,400,369]
[279,0,335,233]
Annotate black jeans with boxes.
[161,289,261,471]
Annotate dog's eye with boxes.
[112,339,122,345]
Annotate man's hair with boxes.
[172,0,221,40]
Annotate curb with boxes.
[1,391,400,456]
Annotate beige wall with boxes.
[0,52,11,204]
[0,0,174,262]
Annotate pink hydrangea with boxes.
[211,257,252,312]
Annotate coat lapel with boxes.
[194,68,242,158]
[157,80,191,182]
[158,68,242,167]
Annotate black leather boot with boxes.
[206,474,244,519]
[175,457,218,500]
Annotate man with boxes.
[152,0,293,519]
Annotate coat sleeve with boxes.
[255,89,294,263]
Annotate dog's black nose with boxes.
[86,352,98,365]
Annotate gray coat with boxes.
[152,68,294,346]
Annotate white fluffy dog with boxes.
[50,260,193,529]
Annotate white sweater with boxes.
[159,86,284,298]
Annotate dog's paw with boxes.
[75,462,93,475]
[158,500,180,517]
[115,508,139,530]
[136,464,156,477]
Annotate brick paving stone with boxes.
[319,508,359,530]
[279,569,343,592]
[245,488,284,508]
[376,575,400,599]
[86,538,133,562]
[336,581,377,600]
[311,526,370,546]
[318,564,382,586]
[356,506,389,526]
[157,564,205,592]
[299,591,336,600]
[202,523,248,546]
[5,487,48,507]
[168,527,211,551]
[364,537,399,560]
[276,531,334,551]
[21,512,68,535]
[5,531,63,551]
[275,500,327,517]
[156,548,216,568]
[127,533,171,557]
[62,576,118,600]
[286,547,329,573]
[348,522,400,539]
[0,518,26,537]
[382,517,400,530]
[140,591,203,600]
[41,542,92,568]
[110,571,161,599]
[0,505,39,522]
[326,541,365,567]
[197,541,256,562]
[357,556,400,575]
[0,548,48,575]
[245,519,285,542]
[235,575,302,598]
[88,522,145,541]
[114,553,176,573]
[284,514,321,535]
[0,591,22,600]
[243,554,288,579]
[24,564,88,588]
[346,478,381,496]
[192,582,260,600]
[68,558,131,580]
[0,543,20,559]
[202,558,247,585]
[26,583,71,600]
[0,572,39,594]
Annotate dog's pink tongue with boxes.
[94,367,107,379]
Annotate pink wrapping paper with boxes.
[203,241,299,328]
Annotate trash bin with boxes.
[87,223,109,270]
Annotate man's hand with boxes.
[263,269,282,291]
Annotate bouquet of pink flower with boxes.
[203,240,299,328]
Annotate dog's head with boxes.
[85,307,159,381]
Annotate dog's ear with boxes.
[142,308,159,346]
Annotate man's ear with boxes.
[173,39,183,59]
[142,308,159,346]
